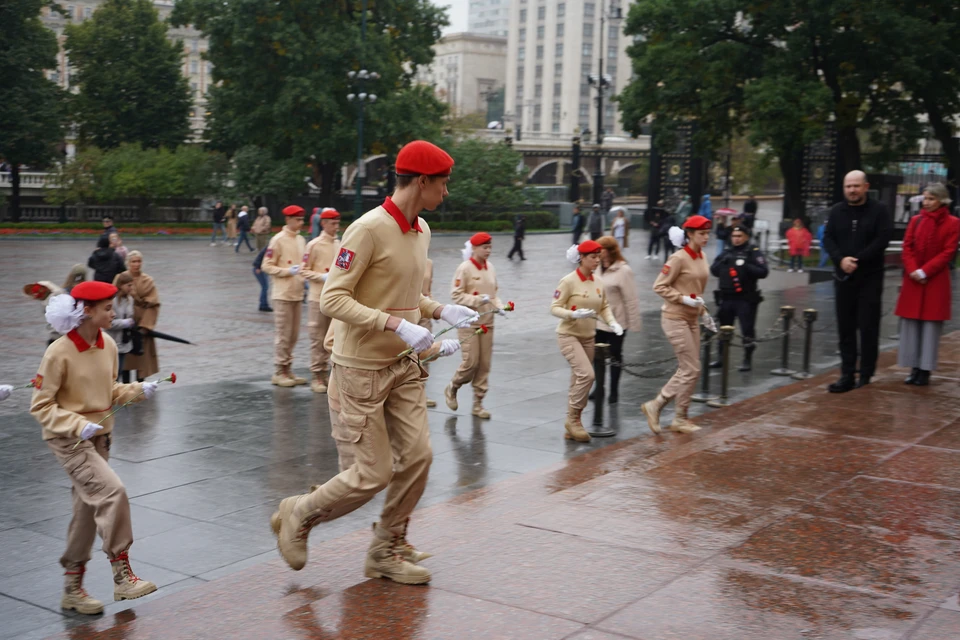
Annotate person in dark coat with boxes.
[253,245,272,312]
[211,200,227,245]
[87,236,126,284]
[644,200,665,259]
[234,205,255,252]
[507,215,526,260]
[659,212,678,262]
[894,183,959,386]
[571,203,585,245]
[822,170,892,392]
[100,216,118,240]
[588,204,604,240]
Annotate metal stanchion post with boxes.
[791,309,817,380]
[692,334,718,402]
[589,343,615,437]
[770,305,796,375]
[707,326,734,408]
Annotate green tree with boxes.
[227,145,307,204]
[46,148,105,220]
[0,0,65,221]
[443,139,541,211]
[65,0,191,149]
[172,0,449,196]
[96,144,185,220]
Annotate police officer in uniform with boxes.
[709,225,769,371]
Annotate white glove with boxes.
[610,322,624,336]
[0,385,13,402]
[702,315,718,333]
[914,269,927,280]
[480,294,491,304]
[570,309,596,319]
[396,319,435,353]
[319,272,328,282]
[289,265,301,276]
[142,381,158,400]
[438,339,462,357]
[80,422,103,441]
[680,295,705,308]
[495,306,507,317]
[440,304,480,328]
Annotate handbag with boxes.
[130,327,144,356]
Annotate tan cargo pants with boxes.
[558,334,595,412]
[47,434,133,567]
[660,315,701,414]
[326,365,355,472]
[417,317,433,376]
[450,326,494,401]
[298,357,432,531]
[273,299,302,370]
[307,301,332,376]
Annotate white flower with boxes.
[45,294,86,334]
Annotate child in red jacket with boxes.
[786,218,812,272]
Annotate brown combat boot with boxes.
[444,383,458,410]
[110,552,157,601]
[563,408,591,442]
[270,492,331,571]
[364,523,431,584]
[395,518,432,564]
[61,564,104,615]
[640,393,669,434]
[272,368,297,387]
[669,409,701,434]
[471,398,491,419]
[426,398,437,408]
[310,372,328,394]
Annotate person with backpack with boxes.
[87,236,126,284]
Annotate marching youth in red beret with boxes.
[263,205,308,386]
[302,208,341,393]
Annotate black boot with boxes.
[855,375,872,389]
[608,363,621,404]
[915,369,931,386]
[738,347,754,372]
[905,368,920,384]
[828,374,856,393]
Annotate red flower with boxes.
[506,301,516,311]
[169,372,177,384]
[473,291,479,295]
[690,294,697,299]
[571,305,577,311]
[479,324,489,334]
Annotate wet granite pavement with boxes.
[0,235,958,638]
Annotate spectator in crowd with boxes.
[88,236,126,284]
[109,272,136,382]
[675,195,692,222]
[253,245,272,312]
[786,218,812,272]
[108,232,128,262]
[571,202,585,245]
[741,193,758,229]
[894,183,959,386]
[659,209,678,262]
[251,206,272,250]
[817,219,829,267]
[507,214,526,260]
[211,200,227,246]
[698,193,713,221]
[601,186,615,214]
[225,203,238,241]
[588,204,605,240]
[235,205,255,252]
[822,170,892,392]
[101,216,118,240]
[595,236,642,404]
[610,208,628,248]
[121,250,162,382]
[645,200,664,259]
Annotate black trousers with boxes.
[718,298,758,347]
[595,329,625,365]
[662,240,674,262]
[647,231,661,256]
[508,237,525,259]
[835,275,884,377]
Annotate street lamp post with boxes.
[587,2,623,205]
[346,0,379,217]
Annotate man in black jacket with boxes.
[822,170,892,392]
[507,215,526,260]
[88,236,126,284]
[710,225,769,371]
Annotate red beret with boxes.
[470,232,492,246]
[682,215,712,230]
[320,208,340,219]
[71,281,118,302]
[396,140,454,176]
[282,205,305,217]
[578,240,602,254]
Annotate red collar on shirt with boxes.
[576,267,594,281]
[67,329,104,352]
[383,197,423,233]
[470,257,487,270]
[683,245,703,260]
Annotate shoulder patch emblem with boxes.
[553,289,561,299]
[303,253,309,262]
[661,264,671,275]
[335,248,356,271]
[455,278,461,287]
[597,288,601,295]
[265,248,273,258]
[32,374,43,390]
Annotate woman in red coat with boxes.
[894,183,959,386]
[785,218,812,272]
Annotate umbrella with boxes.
[142,328,194,345]
[609,206,628,215]
[715,207,738,216]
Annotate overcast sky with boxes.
[435,0,469,33]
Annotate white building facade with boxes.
[468,0,511,37]
[417,33,507,117]
[504,0,634,138]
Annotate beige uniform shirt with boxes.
[422,259,433,298]
[30,329,144,440]
[262,227,307,302]
[597,260,642,333]
[302,231,340,302]
[551,268,616,338]
[251,213,272,235]
[450,258,503,327]
[319,198,442,370]
[654,245,710,321]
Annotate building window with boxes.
[583,23,593,38]
[536,45,543,59]
[516,85,524,100]
[581,83,590,97]
[584,3,595,17]
[582,43,592,57]
[554,82,562,97]
[517,65,524,80]
[609,25,619,40]
[535,84,542,98]
[609,45,618,59]
[207,62,213,75]
[519,9,526,21]
[534,104,541,118]
[552,103,561,118]
[606,104,614,117]
[556,23,564,37]
[555,43,563,57]
[537,6,545,19]
[537,25,544,39]
[190,82,198,93]
[552,122,560,132]
[83,6,92,18]
[582,62,592,75]
[518,46,525,61]
[579,103,589,117]
[519,28,526,40]
[554,62,563,76]
[535,65,543,78]
[533,123,541,132]
[191,60,199,74]
[66,5,75,19]
[557,2,565,18]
